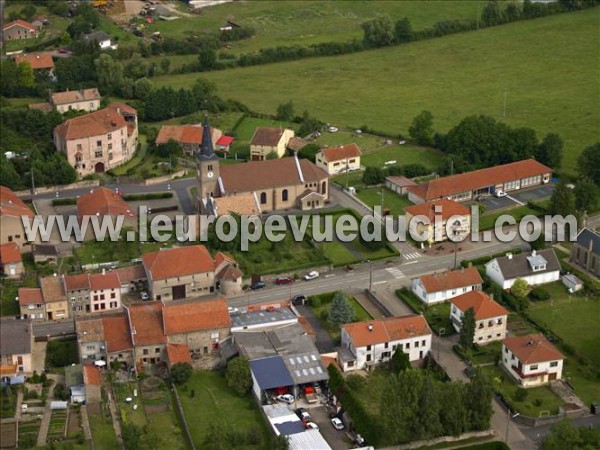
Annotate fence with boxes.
[171,385,196,450]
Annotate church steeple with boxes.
[198,116,218,161]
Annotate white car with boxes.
[331,417,344,430]
[328,126,338,133]
[140,291,149,301]
[276,394,295,404]
[228,307,240,315]
[305,421,319,430]
[494,190,507,198]
[304,271,319,281]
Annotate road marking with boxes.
[507,194,526,206]
[324,274,336,278]
[373,281,387,285]
[403,261,418,265]
[386,267,405,279]
[403,252,421,260]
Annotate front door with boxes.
[172,285,186,300]
[94,162,105,173]
[48,311,53,320]
[549,372,557,381]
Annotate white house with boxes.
[340,315,432,372]
[83,31,117,50]
[411,266,483,305]
[501,334,564,387]
[485,249,560,290]
[315,144,362,175]
[450,291,508,345]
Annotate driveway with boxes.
[479,195,518,212]
[308,405,351,450]
[295,305,336,353]
[512,184,555,203]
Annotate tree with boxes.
[459,308,476,350]
[543,419,585,450]
[439,382,469,436]
[574,177,600,213]
[20,4,37,21]
[327,292,355,325]
[125,53,149,80]
[276,100,294,122]
[578,143,600,185]
[394,17,413,43]
[170,362,192,385]
[198,47,217,71]
[536,133,564,169]
[464,369,494,431]
[192,78,216,105]
[549,180,577,216]
[122,423,143,450]
[362,166,385,185]
[414,374,443,439]
[504,2,521,21]
[160,57,171,75]
[133,78,153,100]
[296,143,319,162]
[390,348,410,373]
[481,0,503,26]
[511,278,530,299]
[271,435,289,450]
[60,32,72,46]
[225,357,252,395]
[361,16,395,48]
[266,150,279,160]
[155,139,182,159]
[203,421,230,450]
[94,54,124,95]
[409,110,434,146]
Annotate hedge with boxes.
[122,192,173,201]
[52,198,77,206]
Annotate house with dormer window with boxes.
[485,249,560,289]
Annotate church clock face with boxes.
[207,171,214,179]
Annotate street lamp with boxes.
[505,408,520,444]
[367,260,373,291]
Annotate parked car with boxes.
[331,417,344,430]
[494,190,507,198]
[228,307,240,315]
[291,295,307,306]
[304,421,319,430]
[276,394,294,404]
[275,276,293,285]
[140,291,149,301]
[250,281,266,290]
[295,408,311,421]
[304,271,319,281]
[328,126,338,133]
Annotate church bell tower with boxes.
[197,117,220,208]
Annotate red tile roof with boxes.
[3,19,37,32]
[76,317,105,343]
[102,315,133,353]
[114,265,146,284]
[216,135,234,146]
[503,334,564,364]
[89,272,120,290]
[321,143,362,162]
[407,159,552,202]
[166,343,192,366]
[18,288,43,306]
[156,125,221,146]
[216,264,242,282]
[83,365,102,386]
[0,242,22,264]
[54,104,130,141]
[128,302,166,345]
[142,245,215,280]
[220,157,327,193]
[51,88,101,106]
[77,188,135,218]
[405,198,470,221]
[342,315,431,347]
[451,291,508,320]
[39,276,66,303]
[0,186,34,219]
[163,297,230,335]
[64,273,90,291]
[14,53,54,70]
[106,103,137,116]
[419,267,483,293]
[250,127,289,146]
[214,252,235,269]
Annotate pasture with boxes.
[154,8,600,176]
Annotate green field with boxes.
[478,205,544,231]
[178,371,269,450]
[147,1,484,55]
[154,8,599,176]
[88,413,118,450]
[356,187,412,216]
[308,291,373,342]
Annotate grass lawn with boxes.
[146,1,484,55]
[1,274,38,317]
[308,291,373,342]
[88,413,118,449]
[480,365,564,417]
[75,231,161,265]
[355,187,412,216]
[360,144,444,170]
[479,205,544,231]
[113,382,146,428]
[395,288,455,336]
[179,371,270,450]
[155,8,599,176]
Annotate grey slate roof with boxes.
[0,319,32,356]
[234,323,316,360]
[492,249,560,280]
[575,228,600,256]
[282,351,327,385]
[230,307,297,329]
[249,356,294,390]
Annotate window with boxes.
[415,341,419,347]
[208,165,213,171]
[405,342,410,349]
[366,354,372,362]
[488,320,494,327]
[260,192,267,204]
[110,292,116,299]
[155,348,160,354]
[77,144,82,151]
[96,140,102,147]
[366,345,372,351]
[421,340,426,346]
[530,364,538,370]
[143,349,149,355]
[86,346,95,351]
[108,143,113,150]
[95,150,102,158]
[282,189,288,202]
[384,342,389,349]
[550,361,558,367]
[108,133,112,139]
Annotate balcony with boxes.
[511,365,548,379]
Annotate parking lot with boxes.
[307,405,351,450]
[477,184,555,212]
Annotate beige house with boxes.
[450,291,508,345]
[143,245,217,301]
[53,103,138,176]
[40,275,69,320]
[214,252,243,296]
[0,242,24,279]
[128,302,168,366]
[18,288,45,320]
[249,127,295,160]
[2,19,38,41]
[315,144,362,175]
[502,334,564,387]
[50,88,101,113]
[0,318,33,376]
[0,186,36,249]
[404,199,471,244]
[76,313,133,367]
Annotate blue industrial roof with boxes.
[275,421,306,436]
[250,356,294,390]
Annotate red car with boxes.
[275,276,293,285]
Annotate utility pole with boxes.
[30,169,35,196]
[345,157,349,190]
[368,260,373,291]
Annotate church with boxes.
[197,118,329,216]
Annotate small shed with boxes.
[33,244,59,264]
[385,176,417,195]
[50,401,68,410]
[562,274,583,293]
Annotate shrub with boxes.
[533,398,543,407]
[529,287,551,301]
[346,374,367,391]
[310,297,321,308]
[513,387,528,402]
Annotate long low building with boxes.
[407,159,552,204]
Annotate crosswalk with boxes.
[386,267,405,279]
[403,251,421,260]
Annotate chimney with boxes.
[368,324,373,332]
